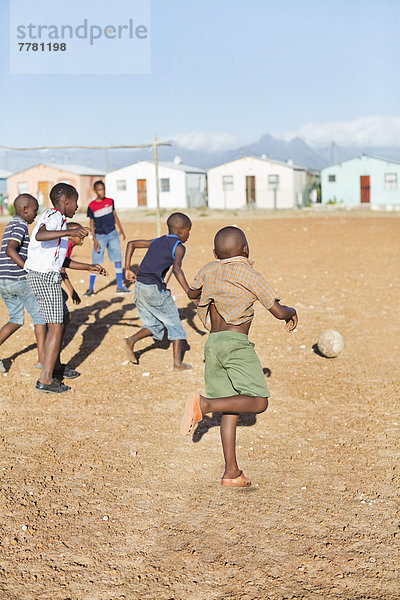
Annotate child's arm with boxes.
[63,257,107,276]
[124,239,152,282]
[89,218,100,252]
[188,288,202,299]
[61,269,81,304]
[172,244,190,294]
[187,263,208,299]
[113,210,126,240]
[5,240,25,269]
[36,225,89,242]
[268,301,298,332]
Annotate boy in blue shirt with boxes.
[124,212,192,371]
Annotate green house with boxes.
[321,154,400,208]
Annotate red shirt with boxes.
[87,197,116,235]
[66,240,73,258]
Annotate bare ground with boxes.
[0,213,399,600]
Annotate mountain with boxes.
[1,136,400,175]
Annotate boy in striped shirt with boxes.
[181,226,298,487]
[0,194,45,372]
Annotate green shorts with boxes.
[204,331,270,399]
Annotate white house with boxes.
[105,159,207,210]
[321,154,400,208]
[207,156,307,210]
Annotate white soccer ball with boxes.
[317,330,344,358]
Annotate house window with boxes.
[268,174,279,189]
[384,173,397,190]
[17,182,28,194]
[116,180,127,191]
[328,174,336,182]
[160,178,170,192]
[222,175,234,191]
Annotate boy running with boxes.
[84,180,129,296]
[124,212,192,371]
[0,194,45,372]
[181,226,298,487]
[25,183,107,394]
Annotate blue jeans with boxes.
[134,281,186,341]
[0,277,44,325]
[92,229,122,263]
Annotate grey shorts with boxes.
[27,270,69,324]
[134,281,186,341]
[0,277,44,326]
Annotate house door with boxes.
[246,176,256,205]
[360,175,370,203]
[38,181,49,208]
[137,179,147,207]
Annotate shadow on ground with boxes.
[63,298,138,369]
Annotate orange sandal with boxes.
[221,471,252,487]
[180,392,202,436]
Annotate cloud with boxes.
[169,131,240,152]
[278,116,400,147]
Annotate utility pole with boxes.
[153,133,161,236]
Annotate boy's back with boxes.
[136,234,185,290]
[190,255,279,330]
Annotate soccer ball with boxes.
[317,330,344,358]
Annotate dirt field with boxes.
[0,212,398,600]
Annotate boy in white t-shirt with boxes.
[25,183,107,394]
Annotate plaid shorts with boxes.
[27,270,69,324]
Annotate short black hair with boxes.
[167,212,191,233]
[93,180,104,189]
[14,193,38,214]
[67,221,81,230]
[214,226,247,259]
[50,183,78,207]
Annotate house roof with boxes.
[321,152,400,169]
[8,163,105,178]
[107,160,206,175]
[159,161,206,173]
[207,154,305,172]
[44,163,105,175]
[0,169,12,179]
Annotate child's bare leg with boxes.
[201,394,268,415]
[0,322,20,347]
[220,413,241,479]
[54,314,70,369]
[34,324,46,365]
[172,339,191,371]
[39,323,63,384]
[124,327,152,363]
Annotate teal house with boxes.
[321,154,400,207]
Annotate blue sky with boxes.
[1,0,399,149]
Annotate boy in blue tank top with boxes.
[124,212,192,370]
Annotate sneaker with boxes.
[53,365,81,380]
[0,359,5,373]
[83,288,95,297]
[35,379,71,394]
[116,286,130,294]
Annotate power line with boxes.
[0,142,171,151]
[1,137,171,235]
